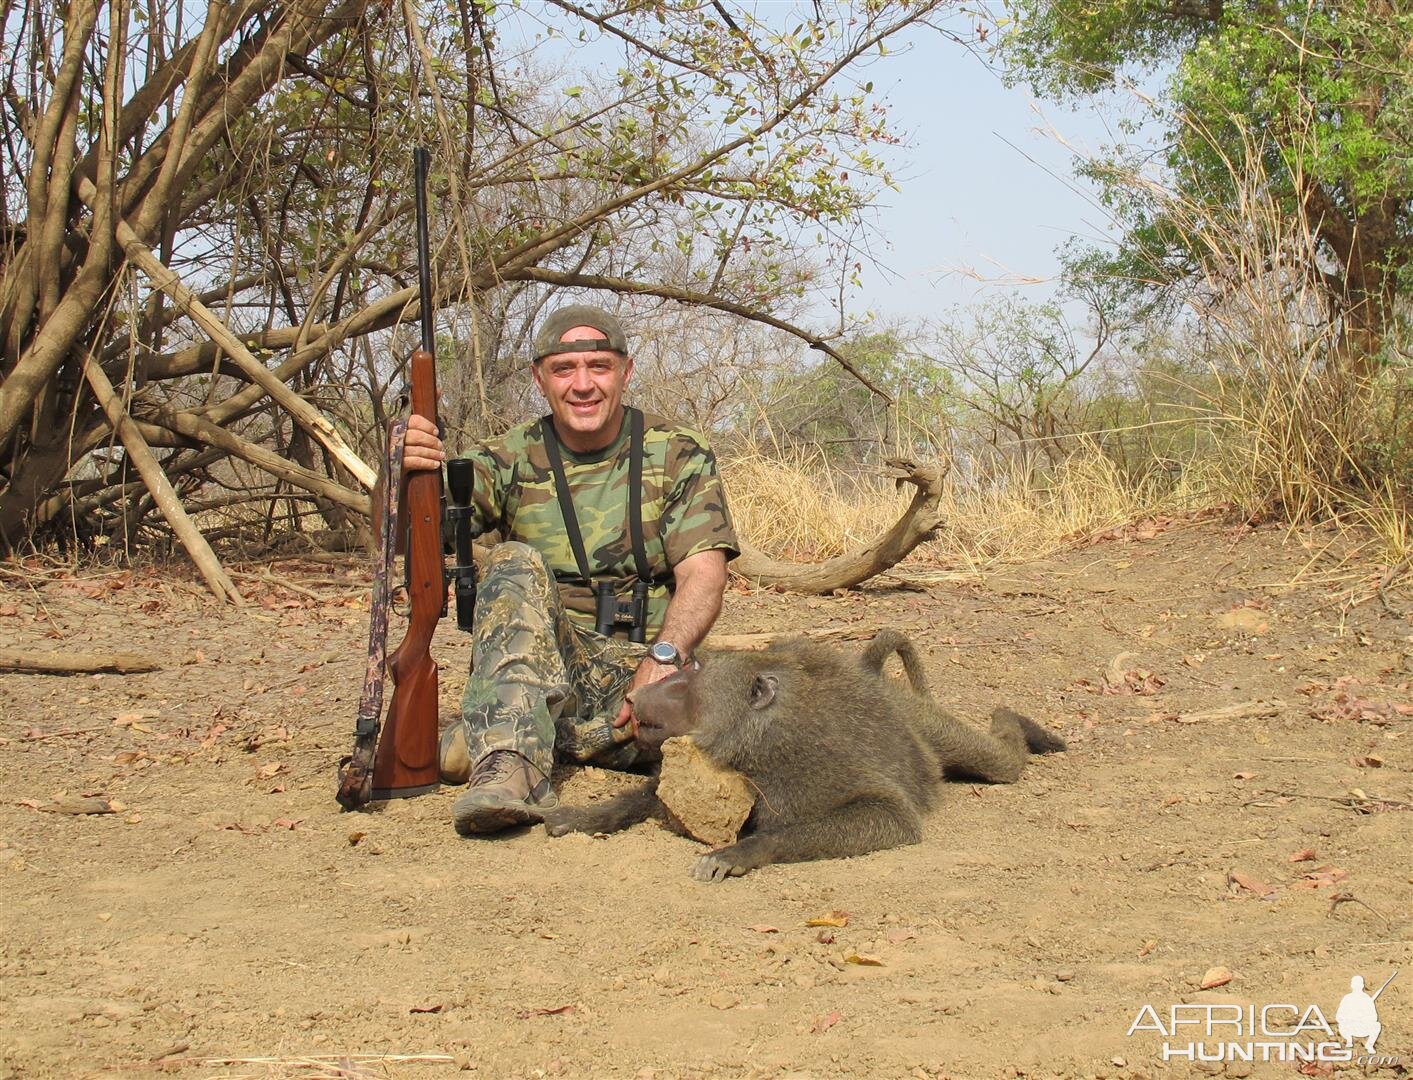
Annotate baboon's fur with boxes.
[544,631,1066,881]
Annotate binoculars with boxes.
[595,579,650,642]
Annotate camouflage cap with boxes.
[533,304,629,361]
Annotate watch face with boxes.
[649,642,679,665]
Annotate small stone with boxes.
[1056,970,1075,982]
[708,991,740,1010]
[1218,608,1270,635]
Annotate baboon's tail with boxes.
[861,629,929,695]
[991,707,1066,755]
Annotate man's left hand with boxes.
[611,549,728,731]
[614,657,676,730]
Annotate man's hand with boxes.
[614,655,676,729]
[403,414,445,472]
[612,549,728,730]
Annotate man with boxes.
[402,304,738,835]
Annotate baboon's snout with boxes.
[628,666,697,747]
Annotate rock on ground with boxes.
[656,735,755,845]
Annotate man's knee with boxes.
[477,542,554,607]
[483,541,550,580]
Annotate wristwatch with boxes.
[647,641,686,667]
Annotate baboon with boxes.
[543,631,1066,882]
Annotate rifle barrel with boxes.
[413,146,434,356]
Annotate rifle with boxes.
[337,146,445,809]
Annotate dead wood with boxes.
[731,459,947,593]
[84,357,243,605]
[73,172,376,491]
[137,412,369,515]
[707,627,869,650]
[1160,699,1286,724]
[0,649,161,674]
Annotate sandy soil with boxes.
[1,519,1410,1080]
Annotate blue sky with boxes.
[851,20,1129,321]
[505,2,1161,329]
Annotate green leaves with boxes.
[998,0,1413,363]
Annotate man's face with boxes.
[532,324,634,452]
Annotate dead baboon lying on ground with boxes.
[543,629,1066,881]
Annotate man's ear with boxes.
[621,355,634,384]
[530,360,545,395]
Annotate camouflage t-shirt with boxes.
[462,407,738,636]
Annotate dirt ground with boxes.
[1,518,1410,1080]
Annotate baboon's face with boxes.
[630,661,701,748]
[630,652,782,750]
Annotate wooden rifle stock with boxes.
[370,345,443,799]
[336,147,443,809]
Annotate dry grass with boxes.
[1127,119,1386,530]
[932,447,1200,566]
[721,440,1196,570]
[720,443,911,562]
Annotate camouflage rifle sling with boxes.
[336,420,408,810]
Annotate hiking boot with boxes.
[452,750,558,836]
[439,722,472,784]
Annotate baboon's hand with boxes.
[542,815,574,838]
[542,810,597,838]
[690,849,751,883]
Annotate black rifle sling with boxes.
[626,406,652,583]
[540,415,594,585]
[540,407,651,585]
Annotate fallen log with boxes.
[1158,699,1286,724]
[731,458,947,593]
[83,357,244,606]
[706,627,866,650]
[0,650,162,675]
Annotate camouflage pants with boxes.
[459,542,649,780]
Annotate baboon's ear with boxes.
[748,673,778,710]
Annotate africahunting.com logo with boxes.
[1127,970,1400,1067]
